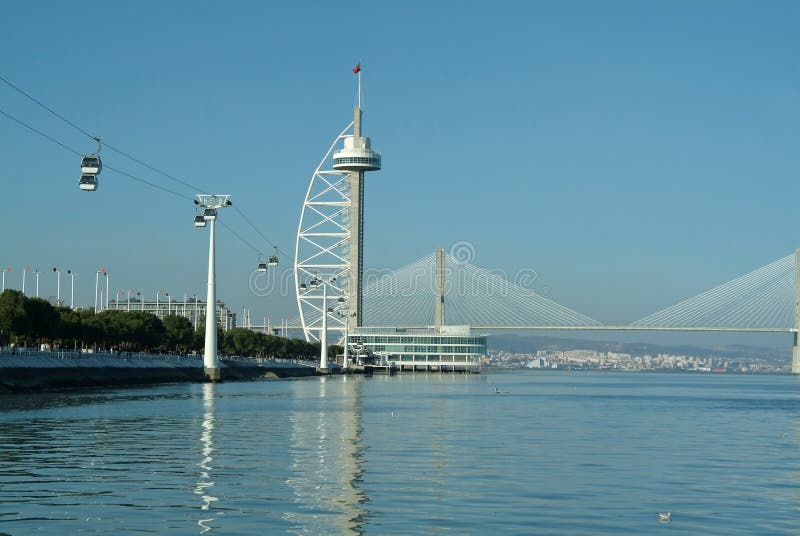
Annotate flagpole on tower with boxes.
[354,62,362,107]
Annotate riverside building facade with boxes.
[108,297,236,332]
[349,325,485,372]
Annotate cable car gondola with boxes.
[80,155,102,174]
[78,137,101,191]
[257,254,267,272]
[203,208,217,221]
[194,214,206,227]
[79,174,98,191]
[268,247,278,267]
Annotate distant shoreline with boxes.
[483,365,788,375]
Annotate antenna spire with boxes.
[353,62,362,108]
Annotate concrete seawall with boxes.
[0,350,316,392]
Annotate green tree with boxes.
[56,307,85,349]
[162,315,193,352]
[25,297,59,344]
[0,290,30,344]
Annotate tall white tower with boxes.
[295,65,381,341]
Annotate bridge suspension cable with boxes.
[360,252,601,327]
[631,253,795,329]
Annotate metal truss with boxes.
[294,122,355,342]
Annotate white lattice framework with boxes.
[294,122,355,342]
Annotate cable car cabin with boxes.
[79,174,98,191]
[257,262,268,272]
[80,156,102,175]
[299,283,307,290]
[203,208,217,221]
[268,255,278,267]
[194,215,207,227]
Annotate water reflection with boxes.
[284,376,367,535]
[194,383,218,533]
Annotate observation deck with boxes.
[333,135,381,171]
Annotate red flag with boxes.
[352,63,361,74]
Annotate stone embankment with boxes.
[0,349,315,391]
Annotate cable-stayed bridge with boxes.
[284,250,800,372]
[359,251,795,330]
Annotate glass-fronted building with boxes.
[348,325,485,372]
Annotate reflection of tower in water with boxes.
[194,383,219,533]
[284,376,367,534]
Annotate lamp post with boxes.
[94,268,106,313]
[22,266,29,295]
[105,271,109,310]
[156,289,161,317]
[67,270,75,309]
[166,292,171,315]
[53,267,61,305]
[335,297,356,369]
[195,194,231,382]
[1,267,10,293]
[127,288,134,311]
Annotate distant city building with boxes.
[108,297,236,332]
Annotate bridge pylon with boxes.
[794,248,800,374]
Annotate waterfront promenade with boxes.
[0,348,315,391]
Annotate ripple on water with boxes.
[0,373,798,534]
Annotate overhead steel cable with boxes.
[0,108,82,156]
[0,74,209,196]
[0,74,96,139]
[1,73,290,259]
[2,102,276,255]
[103,141,211,195]
[217,219,262,255]
[104,164,191,201]
[0,106,191,200]
[231,205,292,260]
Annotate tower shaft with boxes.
[349,106,364,327]
[793,248,800,374]
[435,247,445,332]
[349,170,365,327]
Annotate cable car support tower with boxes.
[295,66,381,342]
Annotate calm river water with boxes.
[1,371,798,534]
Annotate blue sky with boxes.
[1,1,798,344]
